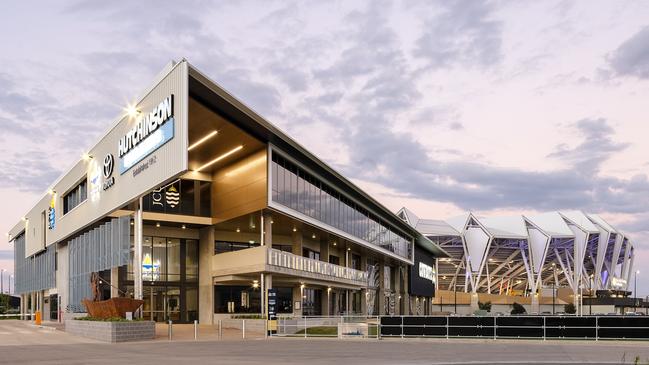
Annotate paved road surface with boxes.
[1,320,648,364]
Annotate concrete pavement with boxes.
[1,320,649,364]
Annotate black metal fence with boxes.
[380,316,649,340]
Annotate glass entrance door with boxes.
[143,286,181,322]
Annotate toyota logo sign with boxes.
[103,154,114,178]
[102,153,116,191]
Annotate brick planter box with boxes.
[65,319,155,342]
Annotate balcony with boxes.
[212,246,368,288]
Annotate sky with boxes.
[0,0,647,295]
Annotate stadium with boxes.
[397,208,640,314]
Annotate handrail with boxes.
[267,248,368,283]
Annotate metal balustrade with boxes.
[380,315,649,340]
[267,248,368,283]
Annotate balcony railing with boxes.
[267,247,368,284]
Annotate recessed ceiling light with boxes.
[196,145,243,172]
[188,130,218,151]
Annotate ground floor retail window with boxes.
[303,288,322,316]
[124,283,198,323]
[214,285,262,314]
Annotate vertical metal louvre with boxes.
[68,216,130,312]
[13,233,55,295]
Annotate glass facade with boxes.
[125,235,198,322]
[271,152,412,260]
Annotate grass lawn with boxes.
[294,325,379,337]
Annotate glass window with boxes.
[167,238,181,282]
[199,181,211,217]
[214,285,261,314]
[270,153,413,260]
[186,239,198,282]
[152,237,167,282]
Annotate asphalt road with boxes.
[1,320,648,364]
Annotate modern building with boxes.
[397,208,640,313]
[8,59,446,323]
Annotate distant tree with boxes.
[0,294,9,314]
[478,301,492,312]
[511,302,526,315]
[565,303,576,314]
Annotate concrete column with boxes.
[291,229,303,256]
[263,213,273,246]
[402,268,410,315]
[133,198,143,300]
[199,226,215,324]
[470,292,479,312]
[361,289,368,315]
[110,267,119,298]
[531,293,540,313]
[322,288,330,316]
[319,237,330,263]
[378,262,385,315]
[293,285,303,317]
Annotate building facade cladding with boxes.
[271,151,412,260]
[14,233,55,294]
[68,216,130,312]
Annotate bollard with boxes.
[35,311,42,326]
[242,319,246,339]
[194,320,198,340]
[219,319,222,339]
[168,320,173,340]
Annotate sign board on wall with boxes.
[409,246,436,297]
[23,61,189,257]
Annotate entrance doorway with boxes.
[143,286,181,322]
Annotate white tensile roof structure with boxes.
[397,208,636,299]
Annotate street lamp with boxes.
[1,269,4,294]
[634,270,640,312]
[8,275,12,295]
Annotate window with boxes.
[303,248,320,261]
[329,255,340,266]
[271,152,412,260]
[214,241,259,254]
[63,179,87,214]
[214,285,261,314]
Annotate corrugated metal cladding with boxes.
[20,61,188,258]
[68,216,130,312]
[13,234,55,294]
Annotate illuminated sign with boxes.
[102,153,115,190]
[119,95,174,174]
[47,196,56,230]
[611,276,627,289]
[418,262,435,283]
[89,163,102,202]
[165,185,179,208]
[142,253,161,281]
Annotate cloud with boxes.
[0,150,61,192]
[609,26,649,79]
[413,0,503,70]
[547,118,629,173]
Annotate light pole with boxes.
[589,274,593,315]
[8,275,12,295]
[634,270,640,312]
[1,269,4,294]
